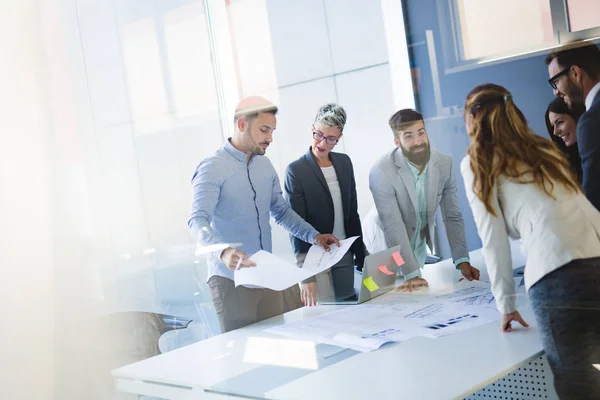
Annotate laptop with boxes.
[319,245,403,305]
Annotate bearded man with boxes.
[369,109,479,291]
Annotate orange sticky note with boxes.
[392,251,405,266]
[363,276,380,292]
[378,264,395,275]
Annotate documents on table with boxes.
[403,302,499,339]
[440,277,523,308]
[266,302,422,352]
[266,281,504,351]
[234,236,359,291]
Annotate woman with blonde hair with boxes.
[461,83,600,399]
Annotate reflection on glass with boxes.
[226,0,279,100]
[243,337,319,370]
[456,0,553,60]
[195,242,242,256]
[195,226,242,256]
[163,2,219,119]
[567,0,600,32]
[123,17,169,123]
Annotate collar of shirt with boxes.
[585,81,600,110]
[224,138,248,163]
[406,160,429,180]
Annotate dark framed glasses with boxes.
[548,67,571,90]
[313,131,340,145]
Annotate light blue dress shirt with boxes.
[404,160,469,280]
[189,139,320,281]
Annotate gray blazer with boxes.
[369,148,469,276]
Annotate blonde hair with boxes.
[465,83,580,216]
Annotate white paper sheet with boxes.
[301,236,359,274]
[403,302,500,338]
[266,304,421,352]
[449,277,523,309]
[432,280,492,302]
[234,237,360,291]
[234,251,309,291]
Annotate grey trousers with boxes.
[528,257,600,400]
[207,276,284,333]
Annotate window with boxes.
[456,0,553,60]
[163,2,219,119]
[122,17,169,124]
[566,0,600,32]
[440,0,600,71]
[120,2,220,134]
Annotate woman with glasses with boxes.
[284,103,365,307]
[544,97,584,182]
[461,83,600,399]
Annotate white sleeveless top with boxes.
[321,166,346,240]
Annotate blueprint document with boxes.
[266,300,424,352]
[403,302,500,339]
[301,236,359,274]
[234,236,359,291]
[266,281,504,351]
[439,277,523,310]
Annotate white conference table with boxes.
[113,240,543,400]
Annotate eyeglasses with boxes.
[313,131,340,145]
[548,67,571,90]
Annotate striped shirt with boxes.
[189,139,320,281]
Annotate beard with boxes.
[244,125,269,155]
[400,142,431,166]
[251,143,267,155]
[564,79,585,110]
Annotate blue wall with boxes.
[403,0,556,255]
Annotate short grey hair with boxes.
[314,103,347,132]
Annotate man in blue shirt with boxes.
[369,109,480,292]
[189,96,339,333]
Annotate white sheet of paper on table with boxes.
[403,301,501,339]
[447,277,523,309]
[234,236,360,291]
[266,303,422,352]
[432,280,492,302]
